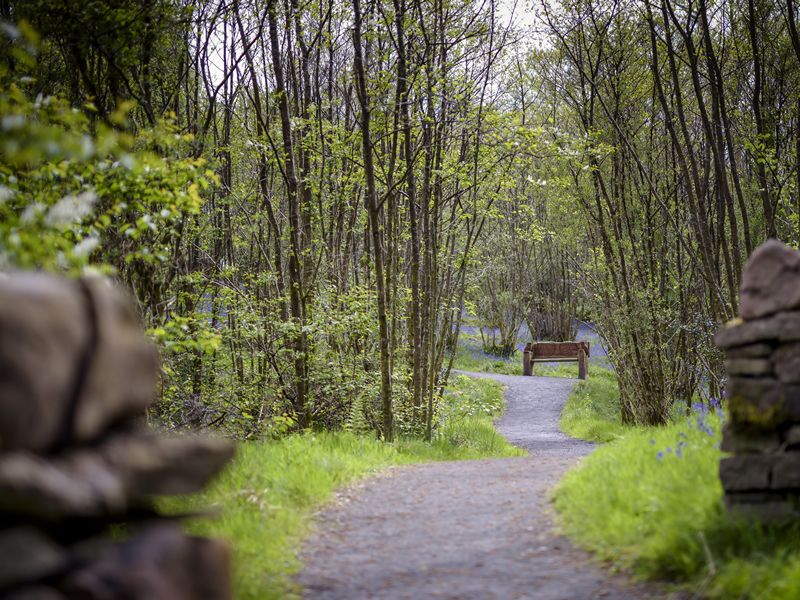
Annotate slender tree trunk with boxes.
[267,0,310,427]
[352,0,393,440]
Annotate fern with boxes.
[345,393,370,434]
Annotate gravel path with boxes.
[297,372,678,599]
[474,372,595,457]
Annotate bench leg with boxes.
[578,350,587,380]
[523,351,532,376]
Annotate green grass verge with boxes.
[553,370,800,599]
[558,367,626,442]
[163,374,521,599]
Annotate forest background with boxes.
[2,0,800,441]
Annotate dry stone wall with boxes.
[716,240,800,519]
[0,273,234,599]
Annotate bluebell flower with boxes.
[657,451,664,461]
[676,447,683,458]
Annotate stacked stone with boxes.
[0,273,235,599]
[715,240,800,520]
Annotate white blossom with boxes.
[1,115,25,131]
[21,202,45,223]
[0,185,13,204]
[45,190,98,226]
[73,236,99,258]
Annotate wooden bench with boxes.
[523,341,590,380]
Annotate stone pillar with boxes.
[0,274,235,598]
[715,240,800,520]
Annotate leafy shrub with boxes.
[0,34,213,277]
[0,23,219,427]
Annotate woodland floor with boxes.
[296,372,682,599]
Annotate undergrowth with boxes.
[164,374,520,599]
[451,340,522,375]
[554,372,800,599]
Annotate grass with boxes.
[163,374,521,599]
[558,367,627,442]
[553,369,800,599]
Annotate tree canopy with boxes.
[2,0,799,436]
